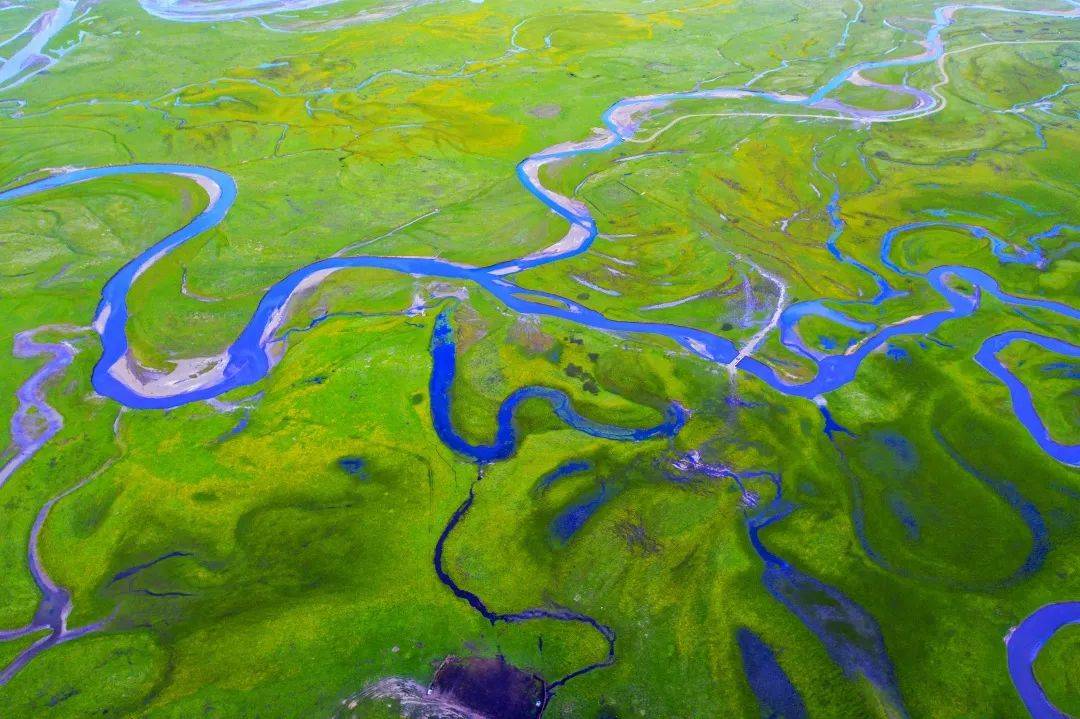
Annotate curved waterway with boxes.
[0,0,84,93]
[0,460,115,685]
[434,481,618,713]
[430,309,687,463]
[0,4,1075,454]
[1,161,1075,455]
[135,0,450,30]
[137,0,348,21]
[2,0,1079,706]
[1006,602,1080,719]
[0,325,83,488]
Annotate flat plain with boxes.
[0,1,1078,717]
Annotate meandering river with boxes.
[1,1,1078,712]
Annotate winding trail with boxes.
[1,0,1078,707]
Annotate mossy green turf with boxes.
[1,0,1078,717]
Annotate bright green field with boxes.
[1,1,1078,718]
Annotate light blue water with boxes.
[1006,602,1080,719]
[4,161,1075,469]
[2,2,1079,704]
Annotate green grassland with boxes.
[1,0,1078,717]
